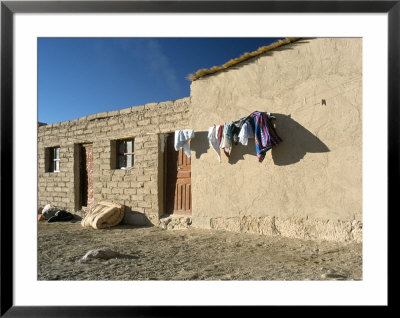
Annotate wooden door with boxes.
[80,143,94,209]
[165,134,192,215]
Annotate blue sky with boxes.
[38,37,284,124]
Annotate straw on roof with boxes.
[188,37,301,81]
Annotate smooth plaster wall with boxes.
[189,38,362,226]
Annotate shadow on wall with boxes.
[191,131,210,159]
[124,207,154,227]
[191,113,329,165]
[271,113,330,166]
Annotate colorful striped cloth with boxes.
[252,111,282,162]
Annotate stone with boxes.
[78,248,120,263]
[159,215,192,230]
[321,272,347,280]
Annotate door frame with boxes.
[74,143,94,211]
[163,133,192,216]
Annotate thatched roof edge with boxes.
[188,37,302,81]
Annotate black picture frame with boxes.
[1,1,396,316]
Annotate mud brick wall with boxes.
[37,97,190,225]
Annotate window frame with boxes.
[116,138,135,169]
[46,146,60,173]
[53,147,60,172]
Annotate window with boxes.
[116,138,134,169]
[45,147,60,172]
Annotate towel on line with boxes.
[208,126,221,162]
[174,129,195,157]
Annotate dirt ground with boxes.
[37,221,362,281]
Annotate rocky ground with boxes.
[37,221,362,281]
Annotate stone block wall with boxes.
[37,97,190,225]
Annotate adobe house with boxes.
[37,98,191,226]
[38,37,362,242]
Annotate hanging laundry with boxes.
[215,125,221,140]
[231,121,242,145]
[231,115,255,145]
[238,121,254,146]
[174,129,195,157]
[252,111,282,162]
[225,122,234,140]
[208,125,221,163]
[221,123,233,148]
[231,117,250,145]
[265,115,281,146]
[217,124,224,144]
[206,110,281,163]
[219,124,231,158]
[216,125,229,158]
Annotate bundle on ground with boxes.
[81,201,125,229]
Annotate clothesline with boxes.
[208,110,282,163]
[174,110,282,163]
